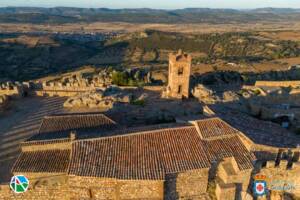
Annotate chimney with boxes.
[70,131,76,141]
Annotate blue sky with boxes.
[0,0,300,9]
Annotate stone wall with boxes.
[216,157,252,192]
[164,168,209,199]
[21,140,71,152]
[0,184,70,200]
[290,89,300,95]
[0,83,23,98]
[0,174,69,200]
[0,175,164,200]
[255,81,300,88]
[252,144,299,161]
[69,176,164,200]
[259,160,300,197]
[215,182,236,200]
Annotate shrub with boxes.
[112,71,128,86]
[253,89,261,96]
[131,99,145,106]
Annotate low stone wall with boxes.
[0,87,22,98]
[255,81,300,88]
[143,86,163,92]
[290,89,300,95]
[21,140,71,152]
[34,89,95,97]
[252,144,299,161]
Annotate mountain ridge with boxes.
[0,7,299,24]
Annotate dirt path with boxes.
[0,96,66,183]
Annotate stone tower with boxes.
[165,50,192,99]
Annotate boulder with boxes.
[192,84,214,99]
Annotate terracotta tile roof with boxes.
[203,135,255,170]
[12,150,70,173]
[14,117,255,179]
[39,113,117,134]
[28,113,118,141]
[68,126,211,180]
[194,117,239,139]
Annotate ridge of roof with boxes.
[43,112,117,124]
[74,125,195,143]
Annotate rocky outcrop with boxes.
[63,87,133,109]
[192,84,217,104]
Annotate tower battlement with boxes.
[169,49,192,63]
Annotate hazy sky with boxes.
[1,0,300,9]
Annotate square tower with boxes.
[166,50,192,99]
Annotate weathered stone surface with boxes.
[63,87,132,109]
[192,84,217,104]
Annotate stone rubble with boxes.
[63,87,133,109]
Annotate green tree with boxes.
[112,71,128,86]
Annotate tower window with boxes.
[178,67,184,75]
[178,85,182,94]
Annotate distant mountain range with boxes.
[0,7,300,24]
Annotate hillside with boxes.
[0,30,299,81]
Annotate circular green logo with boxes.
[10,175,29,193]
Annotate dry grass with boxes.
[259,31,300,41]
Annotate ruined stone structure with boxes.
[164,50,192,99]
[0,113,260,200]
[63,88,132,109]
[32,72,113,97]
[0,82,24,98]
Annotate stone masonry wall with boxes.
[216,158,252,192]
[167,50,192,99]
[0,184,70,200]
[164,168,209,199]
[21,140,71,152]
[0,175,164,200]
[255,81,300,88]
[259,160,300,197]
[0,174,69,200]
[69,176,164,200]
